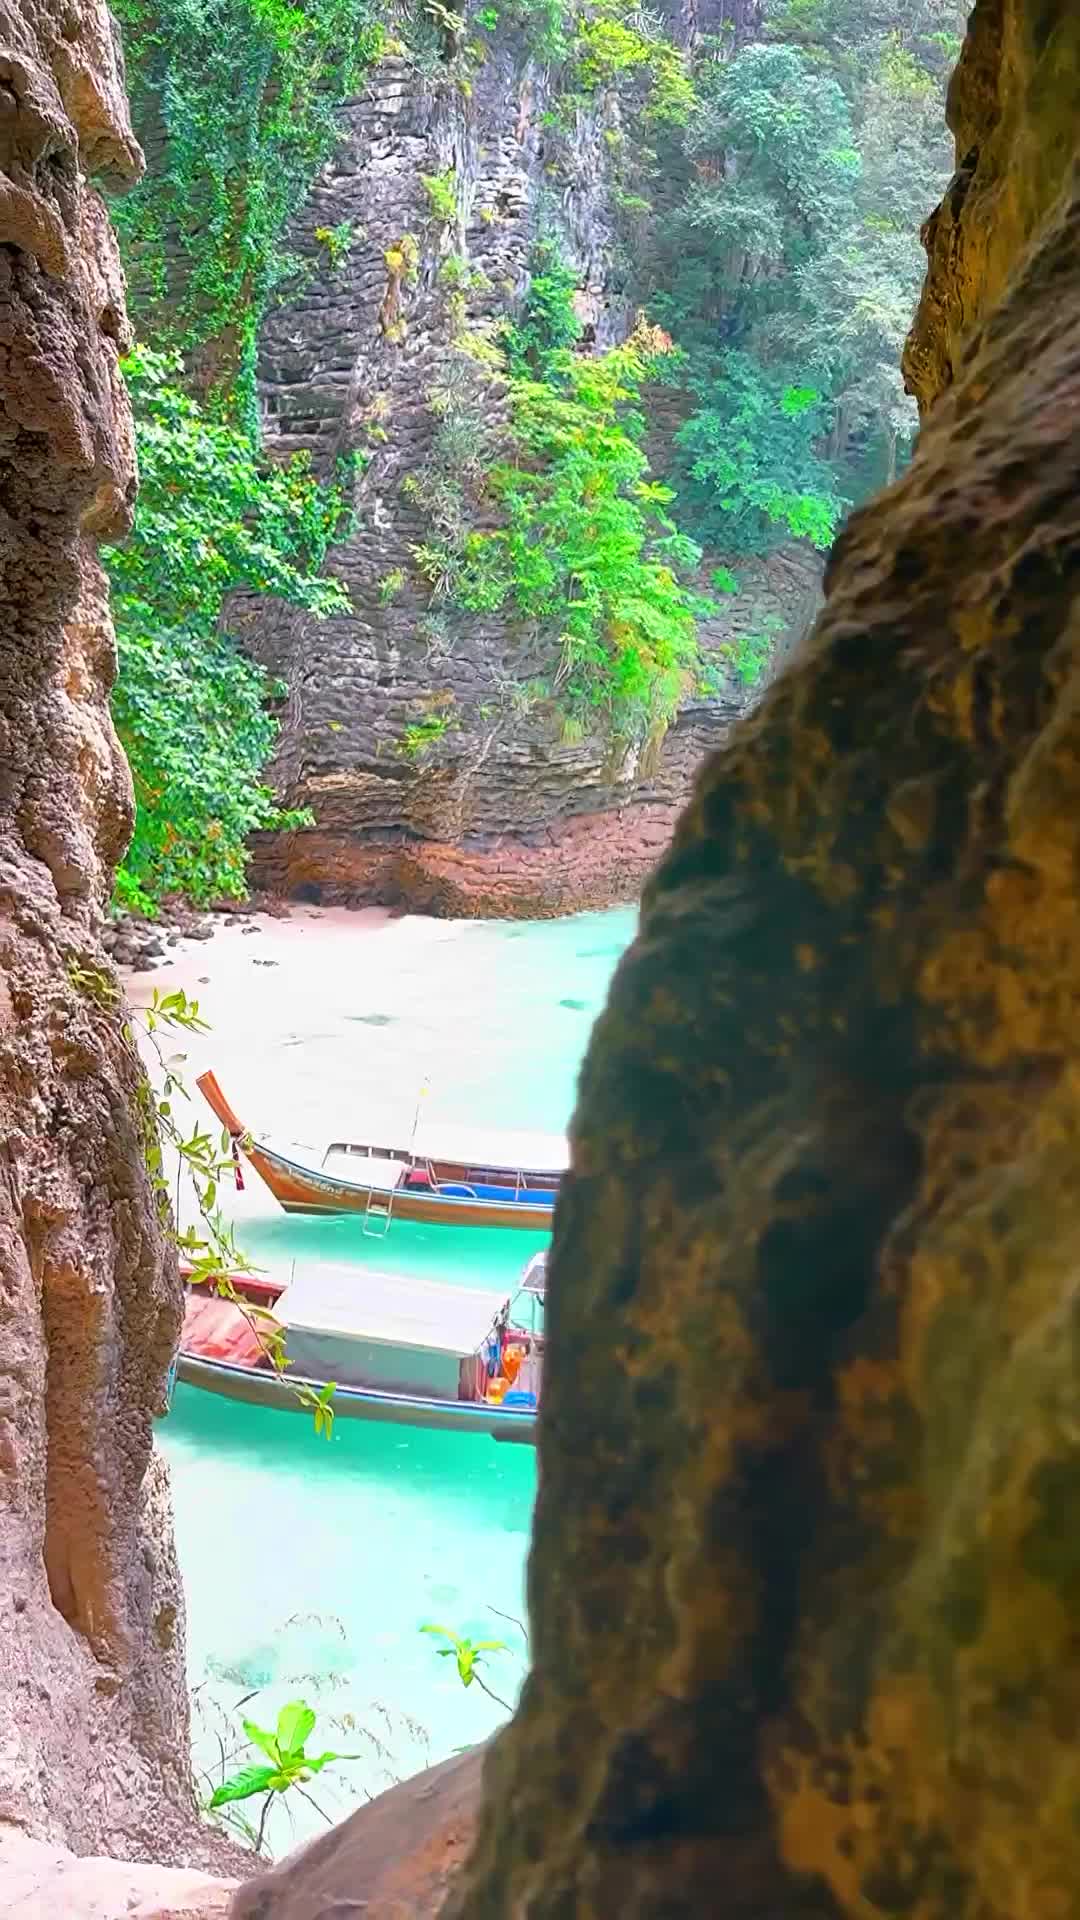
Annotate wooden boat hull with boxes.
[245,1137,555,1231]
[196,1070,559,1231]
[174,1349,537,1444]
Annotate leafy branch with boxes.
[420,1623,513,1712]
[209,1698,361,1854]
[121,984,335,1435]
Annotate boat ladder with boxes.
[363,1184,395,1237]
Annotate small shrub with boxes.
[209,1698,361,1855]
[421,168,458,225]
[378,568,407,603]
[396,711,454,759]
[726,616,785,688]
[384,233,420,283]
[314,221,357,270]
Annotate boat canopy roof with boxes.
[380,1121,567,1174]
[275,1264,510,1358]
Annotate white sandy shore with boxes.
[123,899,631,1261]
[125,905,481,1246]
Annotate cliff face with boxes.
[240,37,816,915]
[0,0,196,1862]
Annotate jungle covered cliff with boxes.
[103,0,965,917]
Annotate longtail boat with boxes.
[197,1069,565,1233]
[172,1252,546,1444]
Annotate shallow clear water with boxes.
[153,903,634,1853]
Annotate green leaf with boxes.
[276,1700,316,1759]
[241,1717,280,1764]
[210,1764,278,1807]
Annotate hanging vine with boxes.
[111,0,386,427]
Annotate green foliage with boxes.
[409,247,704,733]
[421,167,458,224]
[209,1698,359,1851]
[105,5,380,919]
[420,1624,508,1686]
[504,239,583,376]
[570,0,695,125]
[105,348,353,911]
[726,616,784,689]
[421,1624,512,1708]
[397,710,455,758]
[315,220,357,270]
[642,0,965,551]
[111,0,385,426]
[378,567,407,603]
[439,252,469,289]
[672,350,843,552]
[431,321,704,730]
[497,0,571,62]
[123,986,335,1432]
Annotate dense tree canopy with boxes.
[640,0,964,544]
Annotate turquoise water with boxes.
[156,904,634,1854]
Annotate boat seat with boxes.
[438,1183,556,1205]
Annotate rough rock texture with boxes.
[419,1,1080,1914]
[903,0,1079,410]
[229,1748,485,1920]
[238,45,818,915]
[253,694,741,918]
[0,0,201,1865]
[0,1829,234,1919]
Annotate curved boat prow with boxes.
[197,1069,246,1137]
[192,1071,560,1230]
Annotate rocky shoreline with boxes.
[103,894,294,972]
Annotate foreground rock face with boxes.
[0,1830,234,1920]
[229,1748,485,1920]
[429,2,1080,1914]
[903,0,1078,411]
[0,0,197,1863]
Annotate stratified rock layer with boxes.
[427,1,1080,1914]
[239,49,818,915]
[0,0,196,1864]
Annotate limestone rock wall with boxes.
[903,0,1077,410]
[427,1,1080,1914]
[0,0,196,1863]
[240,40,807,915]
